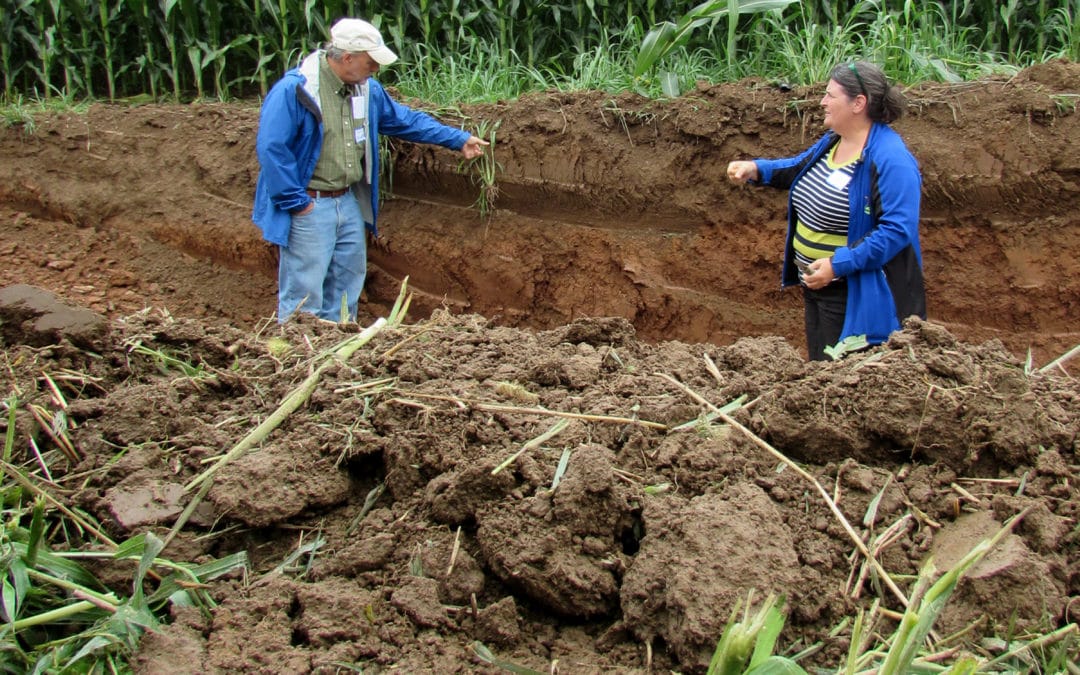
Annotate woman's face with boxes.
[820,78,866,132]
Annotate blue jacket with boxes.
[755,123,926,345]
[252,51,472,246]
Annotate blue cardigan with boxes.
[754,123,926,345]
[252,52,471,246]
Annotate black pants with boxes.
[803,281,847,361]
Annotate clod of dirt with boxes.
[0,283,107,348]
[477,444,633,618]
[620,483,806,671]
[106,480,188,529]
[210,440,354,527]
[748,319,1076,471]
[931,510,1066,636]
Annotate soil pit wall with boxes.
[0,61,1077,363]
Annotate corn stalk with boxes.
[2,0,1078,100]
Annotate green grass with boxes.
[0,396,248,672]
[0,94,90,134]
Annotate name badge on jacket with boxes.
[351,94,366,144]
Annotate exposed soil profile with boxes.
[0,61,1077,672]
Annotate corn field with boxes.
[3,0,1078,102]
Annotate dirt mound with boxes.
[1,286,1078,672]
[0,61,1078,671]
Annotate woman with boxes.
[727,61,925,360]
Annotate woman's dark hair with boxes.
[830,61,906,124]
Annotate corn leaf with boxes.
[880,515,1023,675]
[132,532,165,603]
[748,596,787,668]
[824,334,869,360]
[147,551,249,605]
[1,576,18,623]
[635,0,799,75]
[745,657,810,674]
[551,448,572,489]
[25,497,46,567]
[13,542,100,589]
[708,593,794,675]
[939,656,979,674]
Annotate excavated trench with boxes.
[0,63,1077,364]
[0,62,1079,674]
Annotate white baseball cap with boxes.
[330,19,398,66]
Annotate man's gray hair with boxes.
[326,45,347,61]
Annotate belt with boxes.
[306,187,348,199]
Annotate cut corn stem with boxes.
[186,317,387,491]
[0,459,117,548]
[491,418,569,475]
[9,600,100,631]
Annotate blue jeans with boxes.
[277,192,367,322]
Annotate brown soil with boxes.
[0,61,1078,672]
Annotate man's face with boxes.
[339,52,380,85]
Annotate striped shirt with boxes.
[791,145,859,276]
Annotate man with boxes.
[252,18,488,322]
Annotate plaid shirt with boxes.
[308,55,364,191]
